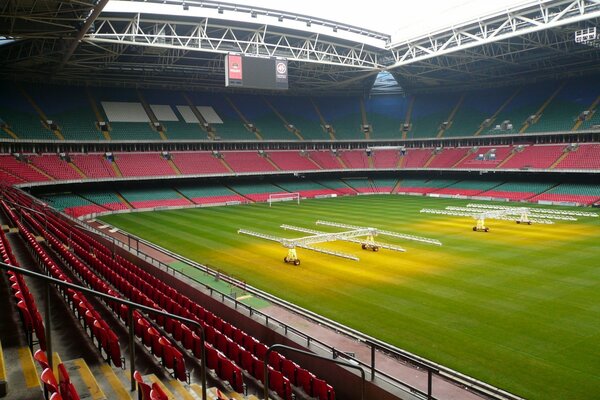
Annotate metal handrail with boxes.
[0,262,207,400]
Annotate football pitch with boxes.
[100,195,600,399]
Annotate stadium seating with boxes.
[26,84,102,140]
[554,144,600,170]
[498,145,566,169]
[371,149,400,168]
[529,183,600,205]
[434,180,503,196]
[78,191,129,211]
[339,150,369,169]
[407,93,460,139]
[176,185,247,205]
[265,95,327,140]
[312,96,363,140]
[114,153,177,177]
[119,188,190,209]
[314,179,357,195]
[29,154,82,180]
[443,88,516,137]
[70,154,117,179]
[480,181,556,201]
[397,179,457,194]
[267,151,320,171]
[454,146,513,169]
[274,180,339,198]
[40,193,107,218]
[402,148,433,168]
[170,152,230,175]
[307,151,343,169]
[223,151,277,173]
[227,182,286,202]
[427,148,468,169]
[0,154,52,182]
[364,95,405,139]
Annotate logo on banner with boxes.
[276,61,287,75]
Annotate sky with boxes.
[217,0,531,42]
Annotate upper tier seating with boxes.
[372,149,400,169]
[1,77,599,142]
[170,152,230,175]
[498,145,565,169]
[0,155,52,182]
[339,150,369,169]
[267,151,320,171]
[223,151,277,173]
[427,148,468,168]
[407,93,460,139]
[364,95,405,139]
[70,154,117,179]
[402,149,432,168]
[266,96,328,140]
[27,84,102,140]
[307,151,343,169]
[455,146,513,169]
[443,88,516,137]
[484,82,561,135]
[313,96,363,140]
[114,153,177,177]
[555,144,600,170]
[30,154,82,180]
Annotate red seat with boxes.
[41,368,59,396]
[313,377,335,400]
[268,351,284,371]
[181,325,193,350]
[50,393,64,400]
[281,359,300,385]
[149,382,168,400]
[269,368,292,400]
[133,371,151,400]
[241,350,254,374]
[206,345,219,370]
[297,368,315,396]
[34,349,49,370]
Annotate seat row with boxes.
[0,201,46,350]
[34,350,81,400]
[5,187,335,399]
[1,202,123,370]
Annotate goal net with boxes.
[268,192,300,207]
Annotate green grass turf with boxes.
[100,195,600,399]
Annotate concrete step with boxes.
[63,358,107,400]
[1,345,42,400]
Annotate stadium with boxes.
[0,0,599,399]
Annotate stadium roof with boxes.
[1,0,599,94]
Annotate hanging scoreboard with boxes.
[225,54,288,90]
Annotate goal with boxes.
[268,192,300,207]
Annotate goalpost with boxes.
[268,192,300,207]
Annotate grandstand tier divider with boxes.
[574,95,600,130]
[309,98,335,140]
[181,92,215,140]
[85,88,111,140]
